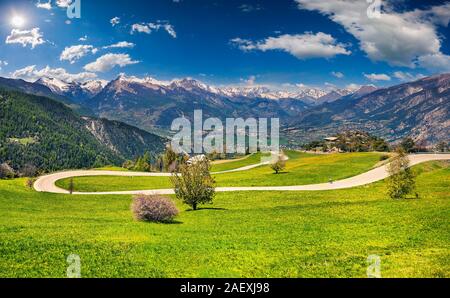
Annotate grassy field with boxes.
[210,152,269,172]
[56,152,382,192]
[0,161,448,277]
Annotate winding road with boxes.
[34,154,450,195]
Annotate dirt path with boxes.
[34,154,450,195]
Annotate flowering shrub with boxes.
[131,195,179,222]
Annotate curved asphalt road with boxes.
[34,154,450,195]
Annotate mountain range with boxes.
[0,86,167,172]
[35,74,375,135]
[286,73,450,144]
[2,73,449,147]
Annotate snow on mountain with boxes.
[80,80,109,97]
[35,77,108,102]
[35,74,379,107]
[35,77,72,94]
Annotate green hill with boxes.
[0,88,167,172]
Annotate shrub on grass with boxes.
[25,178,35,189]
[131,195,179,222]
[379,154,390,161]
[19,163,38,177]
[0,163,15,179]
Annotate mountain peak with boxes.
[115,73,168,87]
[355,85,378,96]
[35,77,107,101]
[170,77,208,90]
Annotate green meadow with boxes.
[56,152,383,192]
[0,158,448,277]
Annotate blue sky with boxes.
[0,0,449,90]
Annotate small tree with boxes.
[270,152,286,174]
[20,163,37,177]
[122,160,135,170]
[435,141,449,153]
[163,144,178,172]
[386,148,417,199]
[0,163,15,179]
[26,178,35,189]
[68,178,74,195]
[170,159,215,210]
[133,155,151,172]
[400,137,416,153]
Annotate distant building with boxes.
[324,137,339,142]
[324,137,343,153]
[187,154,207,165]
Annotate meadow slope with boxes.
[0,161,448,277]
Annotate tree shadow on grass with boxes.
[186,207,227,212]
[163,220,184,225]
[140,219,183,225]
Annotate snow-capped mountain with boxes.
[35,77,108,103]
[80,80,109,98]
[35,77,78,95]
[35,74,371,107]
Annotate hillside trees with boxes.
[400,137,416,153]
[0,88,166,173]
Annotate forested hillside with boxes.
[0,88,166,172]
[0,77,93,116]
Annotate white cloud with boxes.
[417,54,450,73]
[11,65,97,83]
[56,0,72,8]
[5,28,45,49]
[295,0,450,70]
[239,4,262,13]
[163,24,177,38]
[331,71,344,78]
[131,21,177,38]
[0,60,8,71]
[103,41,135,49]
[346,83,362,91]
[79,35,88,41]
[240,75,257,85]
[364,73,391,81]
[231,32,350,59]
[84,53,139,72]
[393,71,425,82]
[131,23,151,34]
[36,1,52,10]
[60,45,98,64]
[110,17,120,27]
